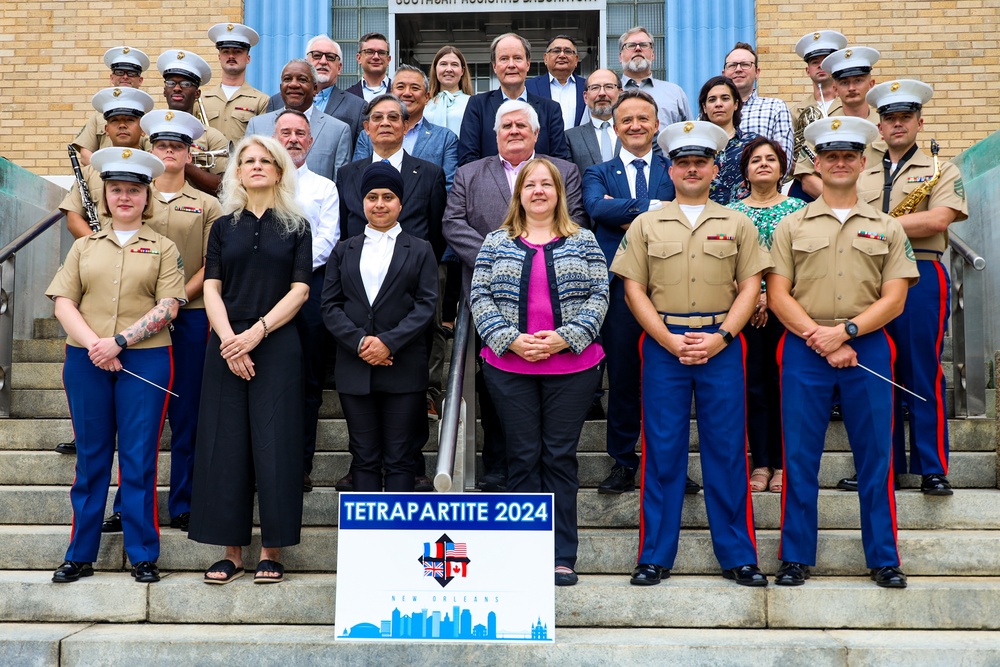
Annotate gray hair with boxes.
[493,99,540,134]
[283,58,319,86]
[393,63,430,93]
[219,135,308,236]
[363,94,410,122]
[618,27,652,51]
[490,33,531,64]
[305,35,342,59]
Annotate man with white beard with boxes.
[617,27,691,128]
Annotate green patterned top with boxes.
[727,197,807,250]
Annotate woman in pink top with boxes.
[470,158,609,587]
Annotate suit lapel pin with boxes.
[616,170,623,175]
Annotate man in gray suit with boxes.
[442,99,587,493]
[565,69,622,173]
[247,59,352,181]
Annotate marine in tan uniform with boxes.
[794,46,880,199]
[854,79,968,496]
[788,30,846,126]
[73,46,152,165]
[766,116,919,589]
[201,23,270,144]
[611,120,772,588]
[62,87,155,238]
[157,49,230,196]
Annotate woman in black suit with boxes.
[322,162,439,492]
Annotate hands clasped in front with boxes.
[220,327,265,380]
[664,331,727,365]
[803,325,857,369]
[88,338,123,372]
[509,330,569,362]
[359,335,393,366]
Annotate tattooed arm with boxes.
[87,298,181,368]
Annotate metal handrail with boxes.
[949,231,986,271]
[0,210,65,264]
[0,209,66,417]
[434,298,472,491]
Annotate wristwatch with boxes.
[844,321,859,340]
[717,329,734,346]
[114,334,128,349]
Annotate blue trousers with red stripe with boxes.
[887,258,950,475]
[63,345,172,564]
[638,327,758,570]
[777,331,900,568]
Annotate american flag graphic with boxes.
[445,542,467,558]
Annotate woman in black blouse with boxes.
[188,135,312,585]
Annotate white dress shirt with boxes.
[360,222,402,305]
[549,74,579,130]
[371,147,405,171]
[617,146,662,210]
[295,164,341,270]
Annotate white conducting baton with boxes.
[856,363,927,402]
[121,367,179,398]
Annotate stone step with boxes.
[0,416,993,455]
[0,449,994,489]
[6,486,1000,533]
[6,526,1000,577]
[11,382,997,420]
[5,624,1000,667]
[2,571,1000,631]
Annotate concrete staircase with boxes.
[2,330,1000,665]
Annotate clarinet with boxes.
[67,145,102,233]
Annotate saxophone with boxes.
[890,139,941,217]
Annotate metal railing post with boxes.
[949,232,988,418]
[0,256,13,418]
[434,298,472,492]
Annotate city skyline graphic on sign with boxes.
[341,605,550,641]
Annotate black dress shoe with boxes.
[335,474,353,492]
[774,561,810,586]
[685,476,701,495]
[921,474,953,496]
[722,564,768,587]
[52,561,93,583]
[54,439,77,455]
[598,465,635,495]
[169,512,190,531]
[554,567,579,586]
[303,473,313,493]
[837,474,859,492]
[101,512,122,533]
[478,469,507,492]
[871,565,907,588]
[629,563,667,586]
[414,475,434,492]
[830,404,843,421]
[131,561,161,583]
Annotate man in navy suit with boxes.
[458,32,569,166]
[353,65,458,189]
[346,33,392,101]
[582,88,676,495]
[524,35,588,130]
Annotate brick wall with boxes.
[0,2,243,175]
[756,1,1000,158]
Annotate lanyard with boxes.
[881,143,919,213]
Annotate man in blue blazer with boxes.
[524,35,588,130]
[247,59,352,181]
[458,32,569,166]
[353,65,458,189]
[582,89,676,495]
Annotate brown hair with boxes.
[500,158,579,239]
[429,46,473,97]
[100,181,154,221]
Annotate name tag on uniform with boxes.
[906,175,933,183]
[130,247,160,255]
[706,234,734,241]
[174,206,203,214]
[857,231,887,242]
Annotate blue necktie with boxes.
[632,158,648,199]
[381,158,390,164]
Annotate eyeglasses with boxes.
[360,49,390,58]
[546,47,577,56]
[308,50,341,62]
[111,69,140,78]
[724,61,757,71]
[586,83,620,93]
[621,41,653,51]
[369,112,403,123]
[163,79,198,89]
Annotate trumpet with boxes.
[191,148,229,170]
[196,97,210,128]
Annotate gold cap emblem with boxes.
[165,111,174,121]
[845,49,853,58]
[122,46,130,54]
[831,119,841,130]
[121,149,133,159]
[890,82,900,92]
[813,32,821,40]
[177,51,185,60]
[683,122,694,133]
[227,24,234,31]
[112,88,122,97]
